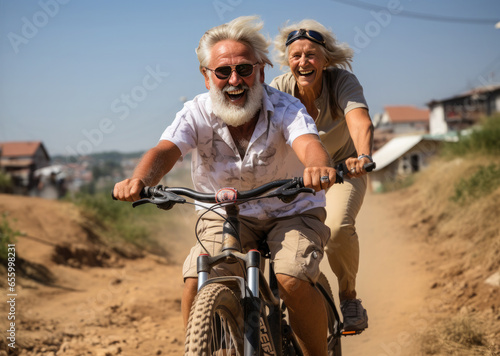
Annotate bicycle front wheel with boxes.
[185,283,244,356]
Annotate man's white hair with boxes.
[196,15,273,72]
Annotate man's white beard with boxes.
[209,73,264,127]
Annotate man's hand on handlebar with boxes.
[113,178,146,202]
[302,166,337,192]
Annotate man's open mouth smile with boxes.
[226,88,246,101]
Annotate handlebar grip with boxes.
[336,161,376,175]
[364,162,376,172]
[140,187,150,198]
[111,187,152,201]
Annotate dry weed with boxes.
[418,315,497,355]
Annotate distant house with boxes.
[428,84,500,135]
[373,105,430,151]
[370,135,443,192]
[376,105,430,133]
[0,141,51,193]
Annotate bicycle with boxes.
[114,161,375,355]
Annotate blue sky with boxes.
[1,0,499,156]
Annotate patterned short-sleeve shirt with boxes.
[160,84,326,219]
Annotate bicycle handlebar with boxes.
[132,177,312,208]
[112,161,376,208]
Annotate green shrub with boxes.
[69,191,163,247]
[451,164,500,204]
[444,115,500,157]
[0,171,13,193]
[0,213,22,261]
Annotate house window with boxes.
[400,154,421,174]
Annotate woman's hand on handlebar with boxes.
[345,157,371,178]
[302,166,337,192]
[113,178,145,202]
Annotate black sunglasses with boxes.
[285,29,326,47]
[205,63,259,80]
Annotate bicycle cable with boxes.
[191,201,248,279]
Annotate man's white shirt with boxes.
[160,84,326,219]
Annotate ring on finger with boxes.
[320,175,330,183]
[350,167,356,173]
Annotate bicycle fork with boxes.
[196,205,265,355]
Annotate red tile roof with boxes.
[0,141,45,157]
[385,106,429,123]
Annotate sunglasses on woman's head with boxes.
[285,29,326,47]
[205,63,259,80]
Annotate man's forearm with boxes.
[292,134,332,168]
[132,140,182,186]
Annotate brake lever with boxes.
[274,179,316,203]
[131,191,186,208]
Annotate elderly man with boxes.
[113,16,335,356]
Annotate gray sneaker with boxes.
[340,299,368,332]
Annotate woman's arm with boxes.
[345,107,374,176]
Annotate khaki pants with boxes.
[324,175,367,299]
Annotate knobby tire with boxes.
[185,283,244,356]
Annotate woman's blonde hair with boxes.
[274,19,354,71]
[196,16,273,74]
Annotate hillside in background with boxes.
[399,154,500,355]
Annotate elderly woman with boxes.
[270,19,374,332]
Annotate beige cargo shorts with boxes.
[182,207,330,284]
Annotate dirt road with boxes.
[324,192,432,356]
[0,191,432,355]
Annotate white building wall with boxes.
[429,104,447,135]
[380,112,390,125]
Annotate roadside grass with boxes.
[443,115,500,205]
[442,114,500,157]
[379,174,416,193]
[451,163,500,204]
[389,114,500,354]
[0,171,13,194]
[0,212,22,262]
[419,315,496,356]
[67,190,181,257]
